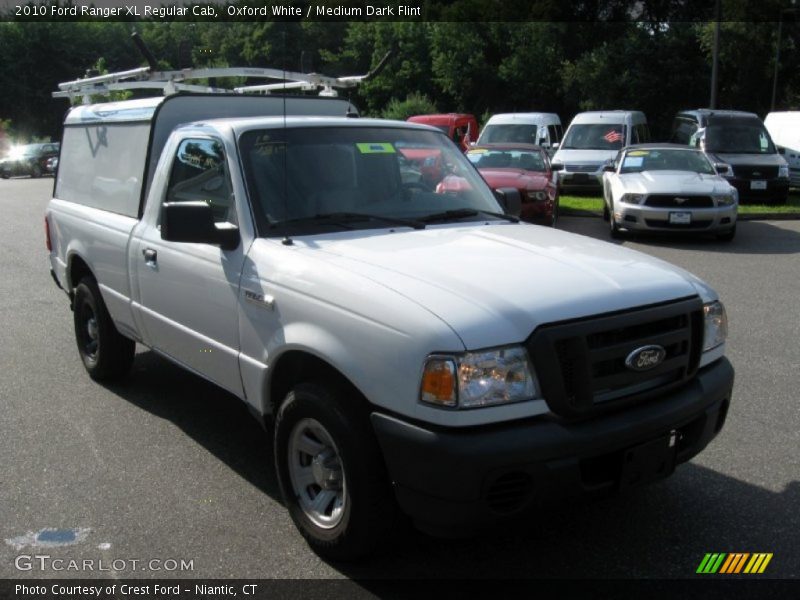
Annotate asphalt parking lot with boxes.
[1,178,798,580]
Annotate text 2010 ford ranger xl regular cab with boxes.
[47,93,734,560]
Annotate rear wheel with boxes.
[274,382,399,561]
[73,276,135,381]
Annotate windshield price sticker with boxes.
[356,143,396,154]
[623,156,644,168]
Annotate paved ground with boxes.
[1,177,798,580]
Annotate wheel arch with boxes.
[267,349,372,420]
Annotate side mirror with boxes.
[494,187,522,217]
[551,142,560,150]
[714,163,732,176]
[777,146,786,155]
[161,201,240,250]
[550,162,565,172]
[603,163,616,172]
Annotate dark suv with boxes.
[0,143,60,179]
[671,110,789,203]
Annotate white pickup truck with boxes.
[47,93,734,560]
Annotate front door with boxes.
[134,137,245,396]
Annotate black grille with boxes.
[645,195,714,208]
[732,165,778,180]
[644,219,712,229]
[527,298,704,418]
[485,472,533,513]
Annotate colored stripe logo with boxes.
[697,553,773,574]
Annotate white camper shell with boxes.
[56,94,358,219]
[553,110,650,191]
[477,112,563,153]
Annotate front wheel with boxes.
[609,208,622,239]
[73,276,135,381]
[274,382,399,561]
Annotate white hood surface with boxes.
[293,223,705,349]
[618,170,732,195]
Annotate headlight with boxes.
[526,190,546,201]
[714,194,736,206]
[702,301,728,352]
[420,346,539,409]
[779,165,789,179]
[620,193,646,204]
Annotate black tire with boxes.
[551,201,559,227]
[274,382,399,561]
[31,164,42,178]
[716,225,736,242]
[73,276,135,381]
[0,171,8,179]
[609,209,622,239]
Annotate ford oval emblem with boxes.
[625,345,666,372]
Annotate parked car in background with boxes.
[553,111,650,193]
[0,142,59,178]
[464,143,560,226]
[602,144,738,241]
[764,111,800,188]
[671,109,789,204]
[407,113,479,151]
[477,113,563,155]
[46,155,59,174]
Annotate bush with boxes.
[380,92,438,121]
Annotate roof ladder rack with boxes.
[53,50,394,104]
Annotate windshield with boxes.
[467,147,547,171]
[239,127,503,236]
[705,123,776,154]
[619,148,715,175]
[480,124,540,144]
[562,123,626,150]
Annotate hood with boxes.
[552,148,618,166]
[294,224,707,349]
[618,171,732,195]
[479,168,549,190]
[707,152,787,167]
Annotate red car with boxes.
[407,114,479,152]
[465,143,560,226]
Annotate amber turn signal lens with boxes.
[420,359,457,407]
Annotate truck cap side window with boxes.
[166,138,237,225]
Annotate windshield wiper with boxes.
[271,212,426,230]
[419,208,519,224]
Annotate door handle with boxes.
[142,248,158,267]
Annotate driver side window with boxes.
[166,138,237,225]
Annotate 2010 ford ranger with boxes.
[46,93,734,560]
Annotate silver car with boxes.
[602,144,738,241]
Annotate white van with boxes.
[764,111,800,187]
[553,111,650,192]
[477,113,562,153]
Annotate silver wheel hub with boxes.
[288,418,346,529]
[87,318,98,341]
